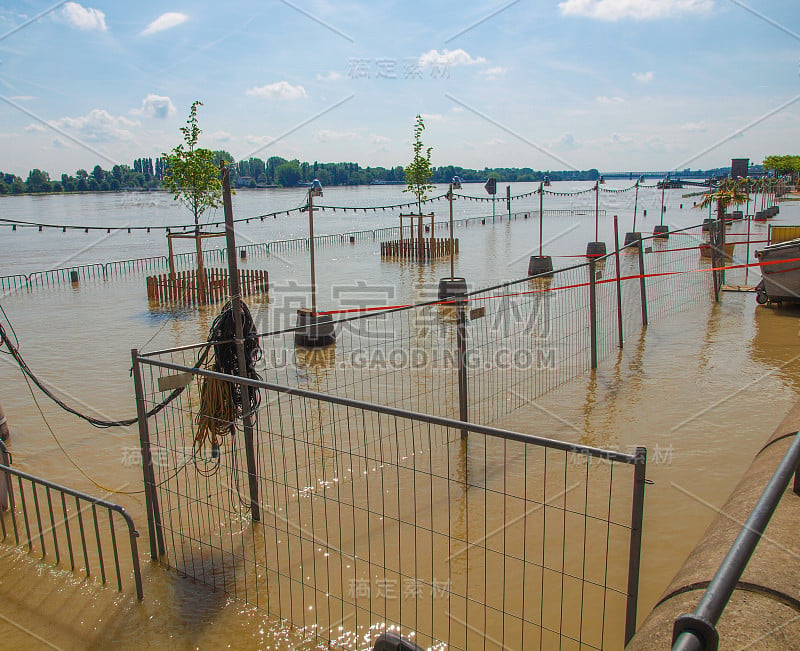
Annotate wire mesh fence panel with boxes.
[466,265,593,425]
[258,304,462,422]
[645,228,713,323]
[134,356,645,651]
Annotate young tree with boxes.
[403,114,435,215]
[162,100,222,288]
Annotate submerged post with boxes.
[221,162,261,522]
[625,446,647,645]
[589,258,598,369]
[456,298,469,439]
[638,237,649,326]
[131,349,165,559]
[0,399,10,442]
[614,216,624,348]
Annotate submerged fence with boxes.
[205,223,713,429]
[132,353,646,650]
[0,208,603,292]
[0,440,143,599]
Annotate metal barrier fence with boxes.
[0,208,606,292]
[176,223,710,430]
[672,432,800,650]
[132,353,647,650]
[0,440,143,599]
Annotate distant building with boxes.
[731,158,749,179]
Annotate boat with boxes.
[755,238,800,304]
[543,175,551,187]
[599,175,605,184]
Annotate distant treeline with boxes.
[0,149,601,195]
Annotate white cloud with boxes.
[131,94,176,119]
[680,121,708,132]
[141,12,188,36]
[421,113,444,122]
[633,71,654,83]
[246,134,274,147]
[209,130,233,142]
[246,81,308,101]
[24,124,45,132]
[597,95,625,104]
[479,66,508,79]
[61,2,106,31]
[48,109,139,141]
[610,132,633,143]
[418,49,486,68]
[370,134,391,144]
[559,0,713,21]
[315,129,357,142]
[10,95,35,101]
[487,138,505,146]
[52,137,66,149]
[558,133,576,147]
[316,71,342,81]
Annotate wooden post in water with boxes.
[220,161,261,522]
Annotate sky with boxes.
[0,0,798,177]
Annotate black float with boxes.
[653,225,669,238]
[294,308,336,348]
[586,241,606,257]
[624,232,642,247]
[528,255,554,277]
[438,276,468,300]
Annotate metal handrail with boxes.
[672,431,800,650]
[0,440,143,600]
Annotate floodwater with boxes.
[0,183,799,649]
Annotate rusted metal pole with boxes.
[614,216,624,348]
[0,400,10,442]
[595,181,600,241]
[539,181,544,256]
[308,188,317,314]
[449,184,455,278]
[221,162,261,522]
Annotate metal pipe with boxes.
[456,298,469,440]
[139,355,644,465]
[626,447,647,644]
[614,215,624,348]
[638,237,649,326]
[449,184,455,279]
[131,349,164,558]
[539,181,544,256]
[589,258,598,369]
[220,163,261,522]
[673,432,800,650]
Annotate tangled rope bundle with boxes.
[195,300,262,457]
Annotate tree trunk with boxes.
[194,211,207,304]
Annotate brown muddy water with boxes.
[1,185,799,649]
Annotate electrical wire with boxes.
[0,319,209,428]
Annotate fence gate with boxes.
[133,352,646,650]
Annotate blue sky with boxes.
[0,0,798,176]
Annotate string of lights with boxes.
[0,181,669,233]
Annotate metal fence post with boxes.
[456,298,469,439]
[637,236,649,326]
[589,259,598,369]
[221,163,261,523]
[130,349,165,559]
[625,446,647,645]
[613,216,624,348]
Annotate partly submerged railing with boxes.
[0,440,143,600]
